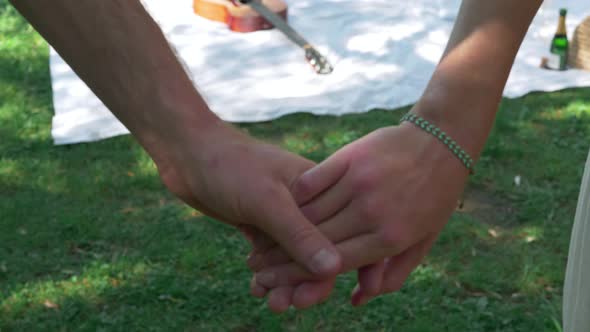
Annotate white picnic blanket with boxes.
[50,0,590,145]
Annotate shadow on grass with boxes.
[0,255,265,331]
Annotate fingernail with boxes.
[255,272,276,286]
[351,284,363,306]
[311,249,340,275]
[351,284,361,297]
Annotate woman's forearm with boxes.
[10,0,220,158]
[416,0,543,158]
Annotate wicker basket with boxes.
[569,15,590,70]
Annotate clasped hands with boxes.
[155,109,469,313]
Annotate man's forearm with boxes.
[10,0,220,158]
[416,0,543,158]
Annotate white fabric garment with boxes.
[50,0,590,145]
[563,149,590,332]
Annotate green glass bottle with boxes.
[549,8,569,71]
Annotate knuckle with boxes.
[376,227,406,252]
[300,204,321,224]
[293,176,314,201]
[357,196,385,222]
[290,225,317,247]
[351,166,380,193]
[259,179,283,199]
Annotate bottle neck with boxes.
[556,15,567,36]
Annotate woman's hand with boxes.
[248,121,469,311]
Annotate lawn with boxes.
[1,1,590,331]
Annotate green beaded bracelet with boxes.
[400,113,475,174]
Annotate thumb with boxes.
[256,186,342,277]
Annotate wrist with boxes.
[412,82,498,160]
[400,113,475,174]
[396,122,471,179]
[132,92,226,169]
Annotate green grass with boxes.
[1,1,589,330]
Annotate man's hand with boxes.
[156,122,342,278]
[247,122,469,310]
